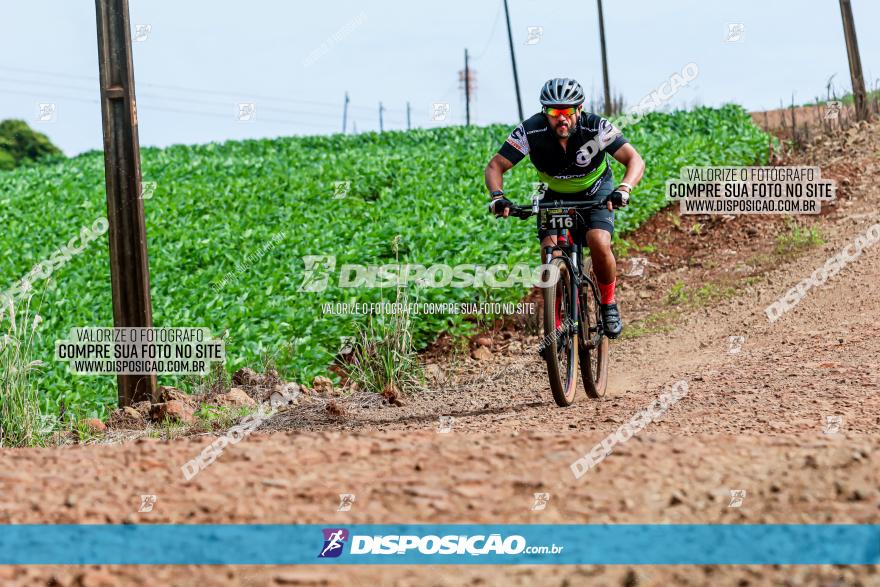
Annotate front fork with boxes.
[544,241,580,340]
[545,237,604,349]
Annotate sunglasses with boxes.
[544,106,578,117]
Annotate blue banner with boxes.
[0,524,877,565]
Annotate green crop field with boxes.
[0,104,770,417]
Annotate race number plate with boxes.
[539,208,576,231]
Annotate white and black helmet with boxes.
[539,78,585,107]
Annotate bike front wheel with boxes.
[579,257,609,398]
[542,257,579,406]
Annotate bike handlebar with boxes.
[507,199,608,219]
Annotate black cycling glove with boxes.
[489,196,513,216]
[606,190,630,209]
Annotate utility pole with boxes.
[502,0,524,120]
[460,48,475,126]
[342,91,349,133]
[406,101,411,130]
[94,0,156,406]
[379,102,385,132]
[838,0,868,121]
[465,49,471,125]
[596,0,612,116]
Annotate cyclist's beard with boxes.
[554,119,572,138]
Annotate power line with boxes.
[0,85,342,130]
[0,64,408,115]
[0,86,99,105]
[0,75,95,94]
[470,0,504,61]
[0,65,420,132]
[0,75,394,127]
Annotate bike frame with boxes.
[545,232,604,350]
[510,198,607,349]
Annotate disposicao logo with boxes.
[318,528,349,558]
[317,529,562,558]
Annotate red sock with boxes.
[598,280,616,304]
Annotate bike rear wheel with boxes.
[543,257,579,406]
[579,257,609,398]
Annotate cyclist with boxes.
[484,77,645,338]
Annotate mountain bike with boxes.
[508,197,609,406]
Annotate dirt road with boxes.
[2,123,879,586]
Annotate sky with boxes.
[1,0,877,156]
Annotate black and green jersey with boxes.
[497,111,628,194]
